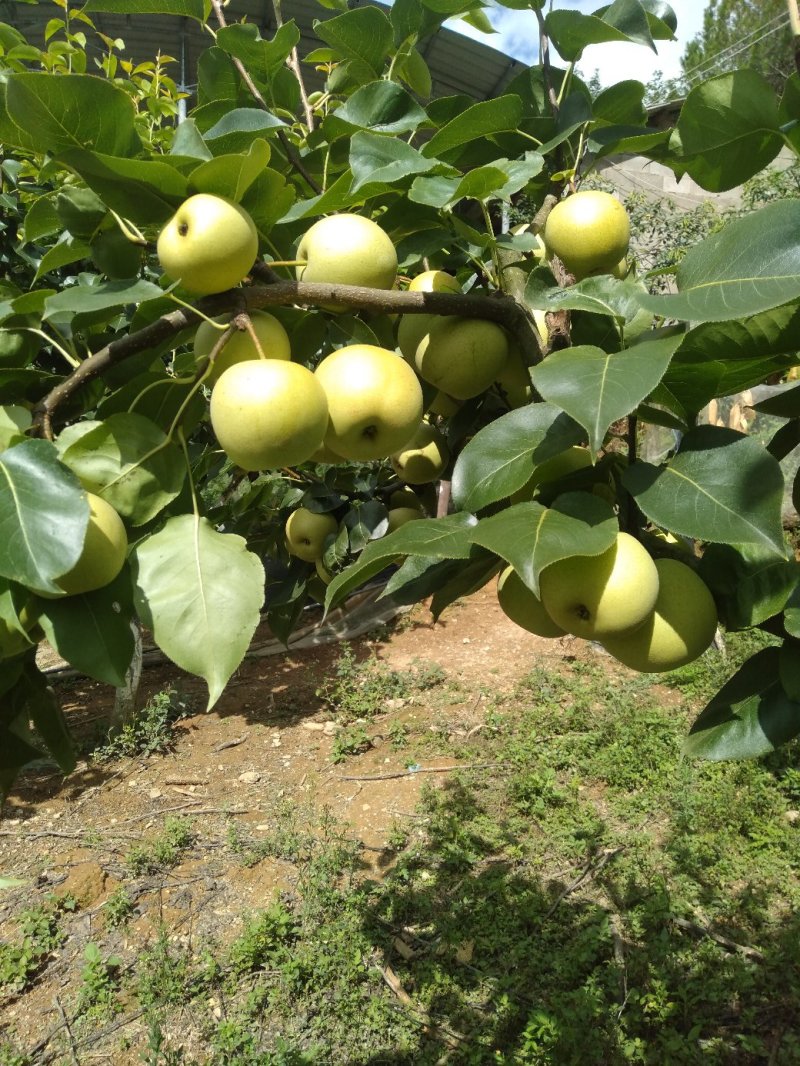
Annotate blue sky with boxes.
[449,1,706,89]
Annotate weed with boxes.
[103,886,134,927]
[330,724,371,763]
[92,686,194,761]
[316,644,447,722]
[126,816,196,876]
[136,929,194,1008]
[227,902,298,976]
[75,942,121,1019]
[0,1038,30,1066]
[0,898,65,993]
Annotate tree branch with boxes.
[31,278,538,437]
[271,0,315,132]
[208,0,322,195]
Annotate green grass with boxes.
[3,638,800,1063]
[90,685,194,761]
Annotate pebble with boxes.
[238,770,261,784]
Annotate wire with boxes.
[679,12,790,84]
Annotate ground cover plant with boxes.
[0,610,798,1063]
[0,0,798,804]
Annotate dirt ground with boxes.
[1,585,608,1060]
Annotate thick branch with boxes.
[209,0,322,195]
[32,279,537,437]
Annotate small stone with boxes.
[238,770,261,784]
[362,804,371,811]
[302,722,325,732]
[462,638,471,644]
[149,788,162,800]
[455,940,475,964]
[785,809,800,824]
[323,721,340,735]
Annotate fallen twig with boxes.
[336,761,501,782]
[213,733,249,752]
[544,847,624,919]
[670,916,765,961]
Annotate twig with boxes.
[163,777,209,786]
[670,916,765,961]
[379,962,468,1049]
[544,846,624,919]
[213,733,249,752]
[209,0,321,194]
[271,0,315,132]
[54,995,79,1066]
[336,761,501,782]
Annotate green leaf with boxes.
[325,513,477,611]
[349,131,438,193]
[22,194,61,243]
[0,405,30,453]
[83,0,206,16]
[201,108,286,155]
[216,21,301,80]
[531,336,678,453]
[314,7,393,75]
[753,381,800,417]
[240,168,295,238]
[638,201,800,323]
[684,648,800,761]
[43,280,164,322]
[342,500,389,553]
[422,96,523,158]
[59,148,188,224]
[22,662,76,775]
[780,641,800,702]
[675,70,782,192]
[188,139,270,202]
[0,439,88,595]
[451,404,586,513]
[0,73,141,157]
[132,515,265,709]
[545,0,655,62]
[59,413,185,526]
[36,570,135,688]
[592,80,646,126]
[527,275,649,325]
[34,236,91,282]
[468,492,618,597]
[331,80,427,135]
[395,48,432,99]
[430,552,501,622]
[664,303,800,414]
[699,544,799,630]
[623,426,787,557]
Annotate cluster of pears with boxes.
[156,195,463,475]
[495,450,718,674]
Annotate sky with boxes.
[448,1,706,90]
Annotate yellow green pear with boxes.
[194,310,291,384]
[415,317,509,400]
[314,344,423,461]
[497,566,565,638]
[285,508,338,562]
[389,487,424,512]
[296,214,397,310]
[210,360,328,471]
[56,493,128,596]
[397,270,461,366]
[543,191,630,280]
[387,507,424,533]
[391,421,449,485]
[157,193,258,295]
[539,531,659,640]
[494,343,532,408]
[602,558,718,672]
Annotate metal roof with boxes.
[0,0,527,103]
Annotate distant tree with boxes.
[680,0,792,93]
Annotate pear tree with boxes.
[0,0,799,800]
